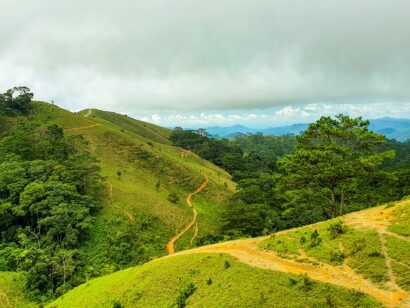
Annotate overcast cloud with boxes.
[1,0,410,124]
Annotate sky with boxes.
[1,0,410,127]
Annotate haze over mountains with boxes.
[205,117,410,141]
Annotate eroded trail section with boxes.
[166,175,209,255]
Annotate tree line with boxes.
[171,116,410,240]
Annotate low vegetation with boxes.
[48,254,379,308]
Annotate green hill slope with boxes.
[49,199,410,307]
[28,102,236,272]
[0,272,36,308]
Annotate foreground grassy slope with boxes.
[0,272,36,308]
[48,253,378,308]
[51,198,409,307]
[29,102,235,271]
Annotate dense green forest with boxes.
[0,88,104,301]
[171,118,410,240]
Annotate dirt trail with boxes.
[190,223,199,245]
[166,176,209,255]
[175,236,407,307]
[343,200,409,233]
[84,109,93,118]
[64,124,100,133]
[161,200,410,307]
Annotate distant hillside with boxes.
[207,117,410,141]
[49,198,410,307]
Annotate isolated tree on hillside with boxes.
[277,114,395,218]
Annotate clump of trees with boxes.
[0,87,33,115]
[276,115,394,219]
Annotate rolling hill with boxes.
[0,101,236,307]
[48,198,410,307]
[37,102,236,258]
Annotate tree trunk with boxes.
[330,189,336,218]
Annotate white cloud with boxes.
[275,106,310,118]
[1,1,410,113]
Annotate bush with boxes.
[224,260,231,269]
[113,301,124,308]
[299,274,314,291]
[168,192,179,204]
[310,230,321,247]
[329,250,345,263]
[175,282,196,308]
[328,221,347,239]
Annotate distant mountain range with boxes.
[205,118,410,141]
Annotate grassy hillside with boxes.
[0,272,36,308]
[27,102,235,273]
[49,198,409,307]
[48,254,379,308]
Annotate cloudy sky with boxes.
[1,0,410,127]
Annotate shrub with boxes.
[328,221,347,239]
[350,239,365,255]
[288,277,298,285]
[299,274,314,291]
[175,282,197,308]
[368,251,383,257]
[310,230,321,247]
[329,250,345,263]
[168,192,179,204]
[206,278,212,285]
[112,301,124,308]
[224,260,231,269]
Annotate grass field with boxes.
[49,199,409,307]
[48,253,379,308]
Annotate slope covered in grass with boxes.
[48,253,379,308]
[27,102,235,274]
[0,272,36,307]
[50,199,409,307]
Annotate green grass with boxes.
[48,254,380,308]
[392,262,410,292]
[385,235,410,268]
[260,218,389,285]
[389,202,410,237]
[0,272,36,307]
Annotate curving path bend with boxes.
[166,175,208,254]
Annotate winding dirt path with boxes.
[166,176,209,255]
